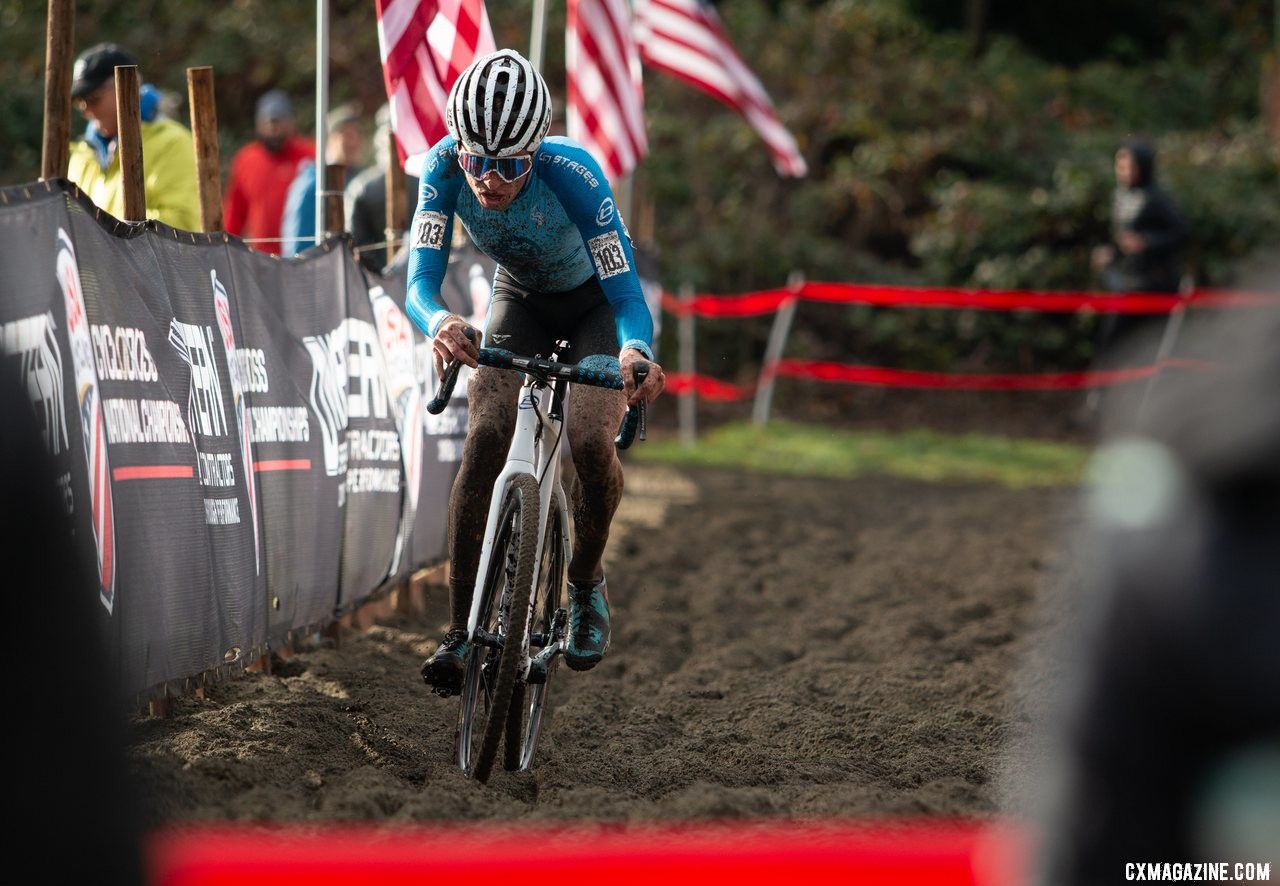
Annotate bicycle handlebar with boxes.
[426,343,649,449]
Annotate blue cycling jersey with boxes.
[405,135,654,360]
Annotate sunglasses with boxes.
[457,151,533,183]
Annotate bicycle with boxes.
[426,339,648,783]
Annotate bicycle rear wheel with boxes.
[504,496,568,772]
[455,472,540,783]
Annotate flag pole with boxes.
[314,0,330,245]
[530,0,548,70]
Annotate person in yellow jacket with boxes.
[67,43,201,232]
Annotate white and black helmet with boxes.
[446,49,552,158]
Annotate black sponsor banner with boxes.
[59,189,221,696]
[336,251,404,609]
[0,181,480,698]
[150,229,266,664]
[367,280,425,587]
[0,183,107,664]
[375,245,491,573]
[227,246,345,645]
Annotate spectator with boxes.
[345,104,419,273]
[66,43,200,231]
[1090,138,1190,362]
[280,104,368,256]
[223,89,315,255]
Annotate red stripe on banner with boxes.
[147,820,1028,886]
[112,465,195,481]
[253,459,313,473]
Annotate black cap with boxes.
[71,43,139,98]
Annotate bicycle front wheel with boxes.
[455,472,541,783]
[504,494,568,772]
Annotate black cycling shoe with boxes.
[565,578,611,672]
[421,628,469,696]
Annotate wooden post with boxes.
[40,0,74,181]
[323,163,345,237]
[186,66,223,233]
[386,126,408,265]
[1265,53,1280,149]
[115,65,146,222]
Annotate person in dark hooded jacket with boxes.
[1092,139,1190,295]
[1089,139,1191,369]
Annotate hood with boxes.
[1123,138,1156,187]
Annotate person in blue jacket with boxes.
[406,49,666,692]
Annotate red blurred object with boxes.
[148,820,1029,886]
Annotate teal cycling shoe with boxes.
[565,577,611,671]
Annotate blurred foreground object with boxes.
[1032,279,1280,882]
[0,368,145,884]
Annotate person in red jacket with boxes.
[223,89,315,255]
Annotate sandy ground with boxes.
[127,457,1081,828]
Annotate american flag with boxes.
[634,0,808,177]
[566,0,649,183]
[376,0,496,177]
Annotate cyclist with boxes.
[405,49,666,694]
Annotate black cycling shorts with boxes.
[482,267,618,364]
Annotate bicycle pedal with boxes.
[525,658,547,685]
[525,643,561,684]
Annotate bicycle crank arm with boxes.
[525,608,568,685]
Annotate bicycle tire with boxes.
[504,496,568,772]
[455,472,541,783]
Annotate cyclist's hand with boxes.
[433,315,479,376]
[620,348,665,406]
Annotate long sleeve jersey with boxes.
[404,135,653,359]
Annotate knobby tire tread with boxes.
[502,500,567,772]
[503,683,526,772]
[473,472,540,783]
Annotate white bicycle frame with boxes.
[466,372,572,643]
